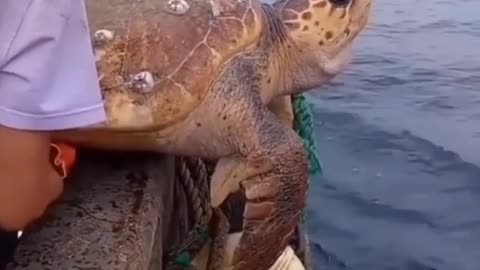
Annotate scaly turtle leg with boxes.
[207,96,296,269]
[231,126,308,270]
[207,156,274,269]
[168,97,296,270]
[267,96,294,128]
[206,83,308,270]
[210,95,295,209]
[268,96,310,263]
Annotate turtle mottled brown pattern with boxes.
[88,0,264,129]
[279,0,352,49]
[275,0,371,60]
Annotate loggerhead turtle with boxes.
[54,0,372,269]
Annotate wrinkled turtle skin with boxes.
[54,0,372,269]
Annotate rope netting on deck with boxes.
[164,157,214,269]
[165,95,320,269]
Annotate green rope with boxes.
[174,252,193,267]
[292,94,323,176]
[170,227,210,268]
[292,94,322,225]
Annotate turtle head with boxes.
[272,0,372,93]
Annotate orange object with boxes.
[49,143,77,179]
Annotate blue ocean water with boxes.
[305,0,480,269]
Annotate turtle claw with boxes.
[210,156,274,207]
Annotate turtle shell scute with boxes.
[86,0,263,128]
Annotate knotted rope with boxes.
[164,157,213,269]
[292,94,322,176]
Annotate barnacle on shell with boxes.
[94,29,115,46]
[209,0,221,17]
[166,0,190,15]
[131,71,155,93]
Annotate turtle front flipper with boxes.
[210,156,274,208]
[232,135,308,270]
[208,95,309,270]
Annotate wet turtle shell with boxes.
[87,0,263,130]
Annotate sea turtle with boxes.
[54,0,372,269]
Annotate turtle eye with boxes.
[329,0,351,7]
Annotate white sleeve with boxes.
[0,0,106,131]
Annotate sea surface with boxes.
[303,0,480,269]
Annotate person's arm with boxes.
[0,0,106,230]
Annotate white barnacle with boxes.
[209,0,221,17]
[167,0,190,15]
[94,29,115,46]
[131,71,155,93]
